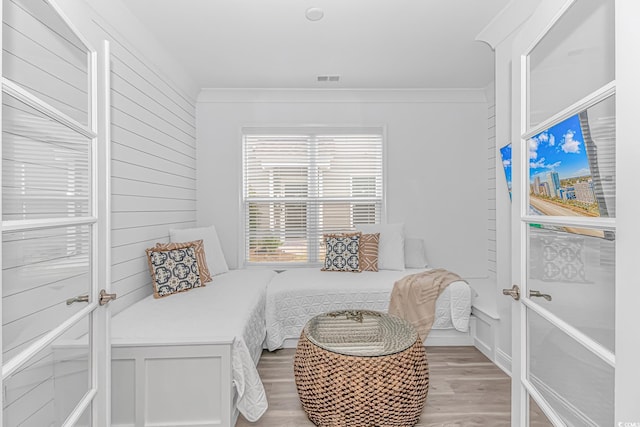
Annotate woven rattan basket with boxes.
[294,316,429,427]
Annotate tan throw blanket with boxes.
[388,269,465,340]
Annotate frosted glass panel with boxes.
[528,310,613,427]
[3,0,89,125]
[528,226,614,352]
[2,226,92,362]
[2,93,91,221]
[3,316,90,427]
[528,95,615,219]
[528,0,614,128]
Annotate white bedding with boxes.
[111,269,277,422]
[265,268,472,351]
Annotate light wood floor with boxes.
[236,346,548,427]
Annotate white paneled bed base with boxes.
[110,269,276,427]
[111,340,238,427]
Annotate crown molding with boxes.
[475,0,542,49]
[197,88,488,104]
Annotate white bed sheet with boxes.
[111,268,277,422]
[265,268,472,351]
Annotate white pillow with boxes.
[170,225,229,276]
[404,238,429,269]
[357,223,405,270]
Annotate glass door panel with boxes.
[2,93,91,221]
[2,225,92,362]
[527,95,616,220]
[527,225,615,352]
[528,0,614,129]
[528,309,614,426]
[2,0,90,126]
[3,315,90,427]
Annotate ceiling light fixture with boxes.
[306,7,324,21]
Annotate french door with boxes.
[1,0,111,425]
[508,0,616,426]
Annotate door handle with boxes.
[529,290,552,301]
[99,289,117,306]
[66,294,89,305]
[502,284,520,301]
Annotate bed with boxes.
[265,268,473,351]
[110,268,276,427]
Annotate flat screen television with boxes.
[528,112,608,238]
[499,143,512,200]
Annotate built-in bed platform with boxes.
[110,269,276,427]
[110,267,474,427]
[266,268,474,350]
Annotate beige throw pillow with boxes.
[360,233,380,272]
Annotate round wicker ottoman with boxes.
[294,310,429,427]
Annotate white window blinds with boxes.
[243,128,383,265]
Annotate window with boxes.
[243,128,383,266]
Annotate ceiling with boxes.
[123,0,510,89]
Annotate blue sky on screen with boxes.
[500,143,512,195]
[529,114,591,183]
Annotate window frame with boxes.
[240,126,386,268]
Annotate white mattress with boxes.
[265,268,472,351]
[111,268,277,422]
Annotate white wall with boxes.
[56,0,199,312]
[196,89,490,281]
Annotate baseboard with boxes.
[495,348,512,376]
[473,333,493,360]
[425,328,474,346]
[470,311,494,361]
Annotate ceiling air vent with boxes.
[317,75,340,82]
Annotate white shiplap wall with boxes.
[102,18,198,313]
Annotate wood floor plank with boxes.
[236,346,526,426]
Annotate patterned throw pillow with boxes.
[146,246,203,298]
[360,233,380,272]
[321,232,362,272]
[155,240,212,283]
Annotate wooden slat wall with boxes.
[2,2,197,424]
[487,102,497,277]
[89,19,198,313]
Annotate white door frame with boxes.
[94,39,112,427]
[613,1,640,425]
[509,4,574,424]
